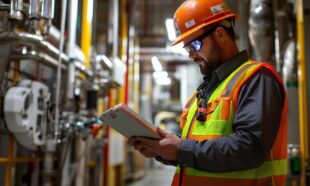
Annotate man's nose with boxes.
[188,50,197,59]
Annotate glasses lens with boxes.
[191,40,202,51]
[184,40,202,52]
[184,26,218,52]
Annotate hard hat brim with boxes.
[171,13,238,46]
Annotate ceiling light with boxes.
[151,56,163,72]
[165,18,176,41]
[155,77,171,86]
[153,71,168,79]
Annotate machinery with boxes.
[4,80,50,150]
[0,0,126,185]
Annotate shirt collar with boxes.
[213,50,249,82]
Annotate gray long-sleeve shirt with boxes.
[156,51,285,172]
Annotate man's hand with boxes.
[128,127,181,161]
[128,137,157,158]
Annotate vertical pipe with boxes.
[54,0,67,143]
[29,0,40,19]
[62,1,79,183]
[29,0,41,34]
[103,125,110,186]
[5,136,14,186]
[113,0,120,58]
[41,0,55,19]
[81,0,93,68]
[44,0,66,186]
[10,0,23,20]
[296,0,309,185]
[120,0,128,104]
[41,0,55,36]
[66,0,79,99]
[103,94,111,186]
[5,60,20,186]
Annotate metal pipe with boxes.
[0,157,40,163]
[5,136,14,186]
[113,0,119,58]
[41,0,55,20]
[41,0,55,37]
[54,0,67,149]
[81,0,93,68]
[0,32,69,62]
[48,25,61,42]
[0,3,10,11]
[29,0,40,19]
[66,0,79,99]
[248,0,275,64]
[10,50,67,70]
[0,32,90,74]
[60,1,78,184]
[43,139,56,186]
[121,0,128,105]
[10,0,23,20]
[296,0,309,185]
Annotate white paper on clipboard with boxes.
[99,104,161,140]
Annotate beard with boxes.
[194,36,222,77]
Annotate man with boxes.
[128,0,287,185]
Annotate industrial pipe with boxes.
[41,0,55,37]
[248,0,275,64]
[112,0,119,58]
[54,0,67,156]
[10,0,23,20]
[10,50,67,70]
[66,0,79,99]
[29,0,40,19]
[296,0,309,185]
[81,0,93,68]
[29,0,41,34]
[0,32,91,76]
[0,32,68,62]
[0,157,40,163]
[41,0,54,20]
[43,0,66,183]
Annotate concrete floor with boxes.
[127,165,176,186]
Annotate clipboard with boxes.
[99,104,161,140]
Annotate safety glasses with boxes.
[184,26,218,52]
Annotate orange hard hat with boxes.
[172,0,238,46]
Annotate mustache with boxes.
[193,57,204,62]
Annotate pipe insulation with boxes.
[249,0,275,63]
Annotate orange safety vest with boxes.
[172,61,287,186]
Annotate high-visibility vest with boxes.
[172,61,288,186]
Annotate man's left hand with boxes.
[135,127,181,161]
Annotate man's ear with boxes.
[214,27,227,45]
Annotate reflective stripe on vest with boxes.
[172,61,287,186]
[180,93,196,130]
[176,159,287,178]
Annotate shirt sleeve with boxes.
[155,156,179,166]
[177,68,285,172]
